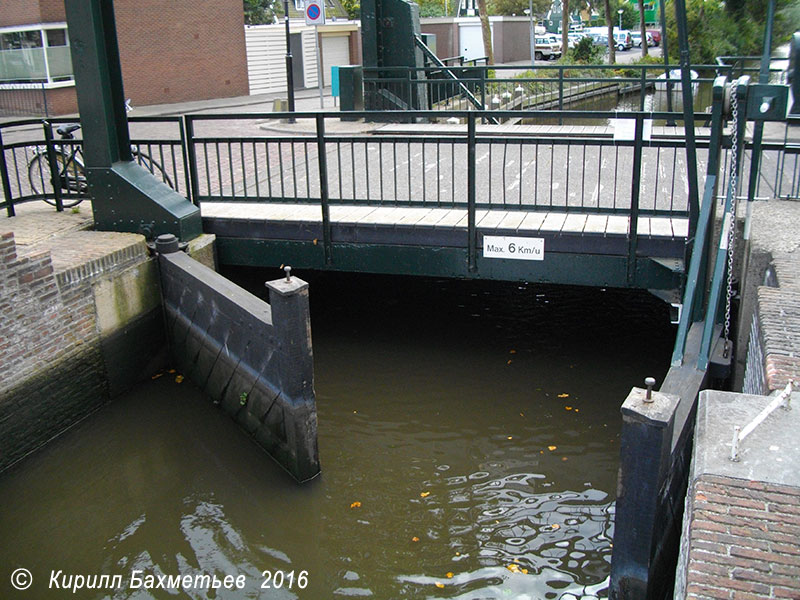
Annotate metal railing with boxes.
[2,109,797,221]
[362,63,766,116]
[0,83,50,118]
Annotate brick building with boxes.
[0,0,249,116]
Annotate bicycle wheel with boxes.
[27,151,86,208]
[134,151,175,190]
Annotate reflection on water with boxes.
[0,273,675,598]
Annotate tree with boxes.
[244,0,278,24]
[561,0,569,56]
[604,0,615,63]
[341,0,360,19]
[637,0,648,56]
[489,0,550,16]
[477,0,495,64]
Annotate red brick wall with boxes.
[0,0,43,28]
[113,0,249,105]
[1,0,249,111]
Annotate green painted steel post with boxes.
[639,67,646,111]
[480,70,486,123]
[178,116,194,206]
[558,67,564,125]
[467,116,477,273]
[672,0,700,247]
[658,0,674,123]
[697,79,750,371]
[0,130,15,217]
[317,114,332,265]
[626,114,644,286]
[43,122,64,212]
[184,116,200,206]
[745,0,776,208]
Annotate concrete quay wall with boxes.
[0,230,164,472]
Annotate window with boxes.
[0,25,73,85]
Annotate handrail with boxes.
[413,35,495,121]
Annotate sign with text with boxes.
[304,0,325,25]
[483,236,544,261]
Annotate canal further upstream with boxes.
[0,271,675,599]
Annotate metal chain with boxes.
[724,79,740,348]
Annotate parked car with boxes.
[534,36,562,60]
[631,32,654,48]
[588,33,608,47]
[646,29,662,46]
[612,30,633,51]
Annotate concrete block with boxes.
[94,259,161,338]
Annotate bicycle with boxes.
[27,122,174,207]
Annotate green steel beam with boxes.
[64,0,201,242]
[214,238,682,291]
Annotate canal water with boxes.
[0,272,676,599]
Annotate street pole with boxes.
[283,0,296,122]
[658,0,674,120]
[618,9,623,30]
[527,0,534,63]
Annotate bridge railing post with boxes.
[184,115,200,208]
[316,114,332,265]
[0,129,15,217]
[178,116,194,206]
[42,120,64,212]
[626,113,645,285]
[558,67,564,125]
[467,115,477,273]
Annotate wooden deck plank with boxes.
[638,217,651,236]
[329,205,377,223]
[540,212,568,232]
[496,211,527,231]
[672,218,689,238]
[358,207,405,224]
[583,214,608,234]
[436,209,469,228]
[606,215,630,235]
[477,210,510,229]
[649,217,675,238]
[518,212,547,231]
[562,214,588,233]
[394,207,437,225]
[414,208,454,227]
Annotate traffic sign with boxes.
[305,0,325,25]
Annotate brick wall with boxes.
[0,232,162,471]
[678,474,800,599]
[0,0,43,28]
[114,0,249,106]
[1,0,249,112]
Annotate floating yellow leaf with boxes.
[507,436,513,440]
[151,373,163,380]
[509,349,517,354]
[522,568,529,574]
[551,523,561,530]
[435,583,445,588]
[350,501,361,509]
[574,409,580,413]
[420,491,430,498]
[167,369,176,374]
[313,238,318,245]
[175,375,184,383]
[548,445,557,451]
[446,572,454,579]
[565,406,572,411]
[562,457,569,461]
[558,393,569,398]
[412,536,420,542]
[520,412,525,417]
[507,360,513,365]
[506,564,522,573]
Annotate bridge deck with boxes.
[202,201,688,259]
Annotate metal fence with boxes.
[362,64,770,116]
[2,109,798,219]
[0,83,50,118]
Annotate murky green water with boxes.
[0,273,675,599]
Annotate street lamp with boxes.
[525,4,534,63]
[617,8,623,30]
[283,0,296,121]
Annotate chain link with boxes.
[724,80,740,346]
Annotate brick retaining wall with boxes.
[0,231,163,471]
